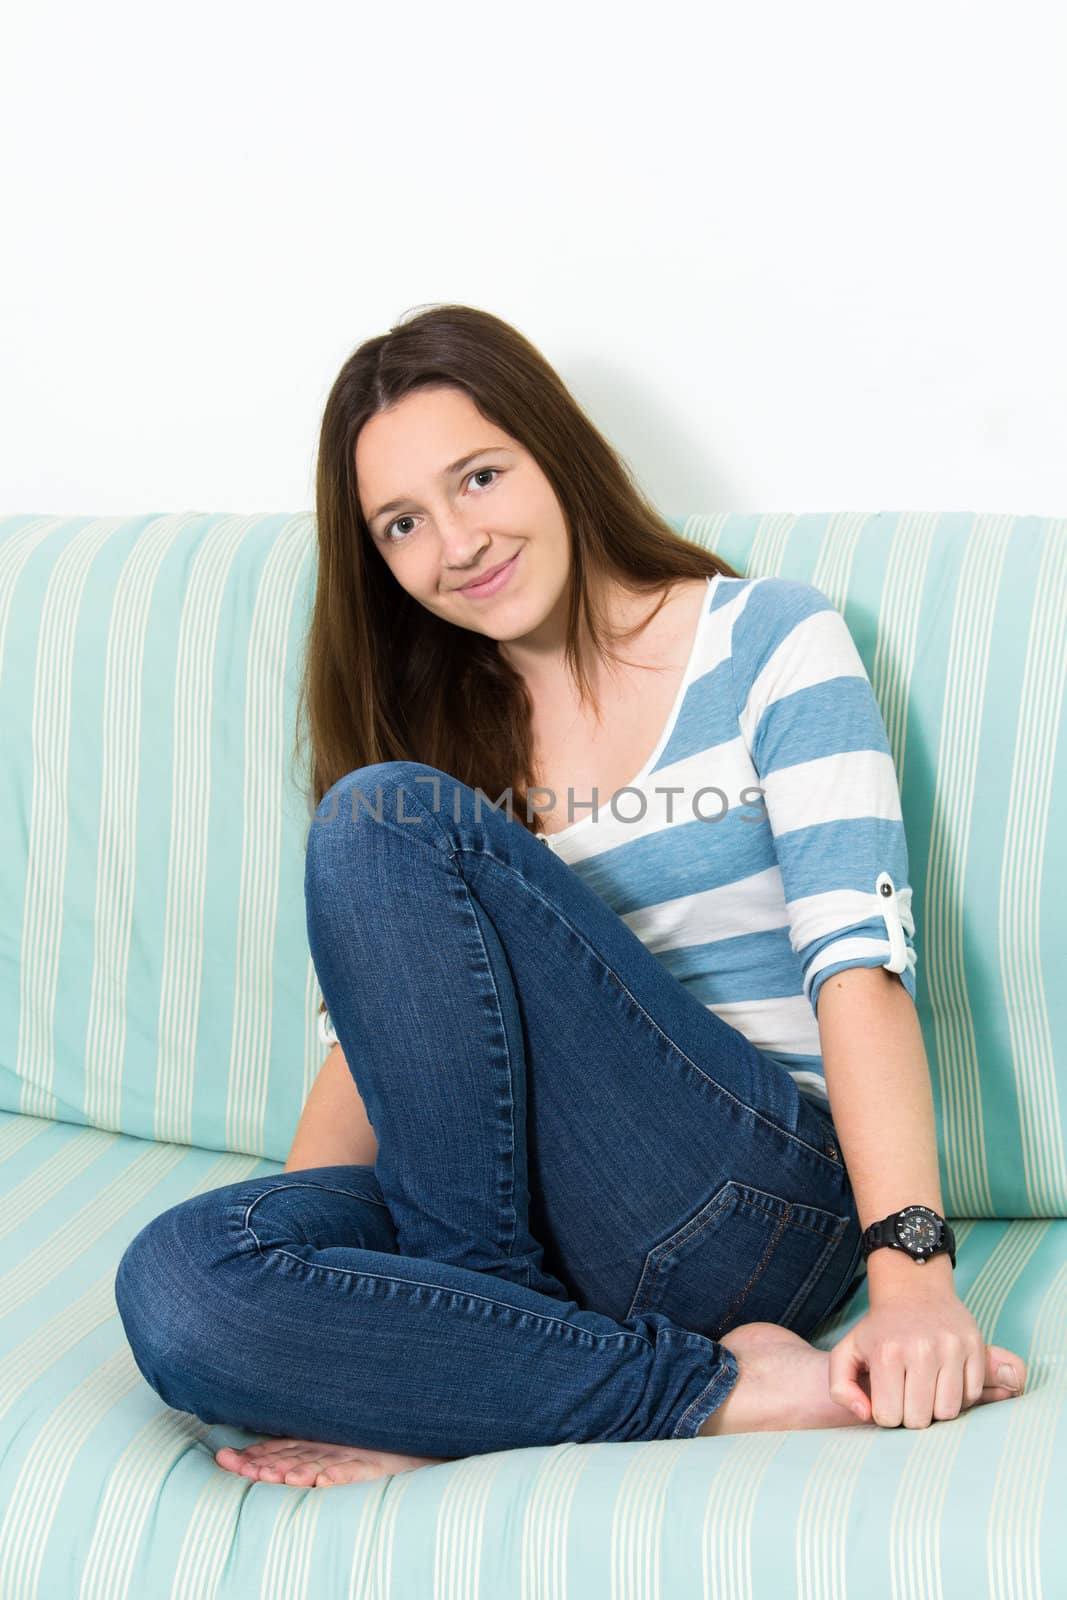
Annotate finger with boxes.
[827,1336,870,1419]
[903,1359,937,1430]
[984,1344,1027,1395]
[934,1360,964,1422]
[869,1347,905,1428]
[964,1347,1009,1409]
[962,1351,986,1410]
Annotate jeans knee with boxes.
[114,1196,234,1410]
[115,1214,182,1402]
[305,762,452,884]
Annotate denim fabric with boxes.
[115,761,866,1459]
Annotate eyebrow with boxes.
[367,447,509,529]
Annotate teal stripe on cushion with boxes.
[0,514,326,1165]
[0,1110,1061,1597]
[1,512,1066,1215]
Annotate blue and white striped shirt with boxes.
[320,573,917,1108]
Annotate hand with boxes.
[828,1289,1028,1429]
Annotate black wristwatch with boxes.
[860,1205,957,1268]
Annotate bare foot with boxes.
[696,1322,1028,1436]
[215,1438,451,1487]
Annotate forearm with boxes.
[816,965,953,1300]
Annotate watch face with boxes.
[895,1210,941,1252]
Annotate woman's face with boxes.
[355,384,575,664]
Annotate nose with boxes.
[436,507,491,572]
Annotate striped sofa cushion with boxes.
[1,512,1061,1596]
[0,511,1064,1218]
[0,1107,1059,1596]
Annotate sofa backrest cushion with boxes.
[0,510,1063,1215]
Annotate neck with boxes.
[506,572,673,705]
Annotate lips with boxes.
[457,555,516,592]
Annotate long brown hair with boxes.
[294,303,743,854]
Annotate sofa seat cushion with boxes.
[0,1110,1056,1597]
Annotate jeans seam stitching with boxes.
[672,1352,738,1439]
[452,870,524,1271]
[445,847,837,1172]
[777,1221,849,1332]
[243,1242,658,1351]
[713,1206,790,1334]
[667,1187,849,1248]
[322,775,836,1174]
[240,1180,393,1235]
[629,1188,848,1324]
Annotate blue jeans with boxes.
[115,762,866,1459]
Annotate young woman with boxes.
[115,305,1026,1488]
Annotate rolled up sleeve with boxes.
[729,577,918,1020]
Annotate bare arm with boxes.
[284,1042,380,1173]
[817,965,952,1300]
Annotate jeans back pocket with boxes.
[624,1179,853,1343]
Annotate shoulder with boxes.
[727,576,835,660]
[732,575,833,621]
[727,578,864,714]
[664,575,717,627]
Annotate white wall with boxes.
[3,0,1064,519]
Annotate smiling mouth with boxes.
[455,552,519,594]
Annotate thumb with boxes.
[828,1334,871,1421]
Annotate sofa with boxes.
[1,507,1063,1598]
